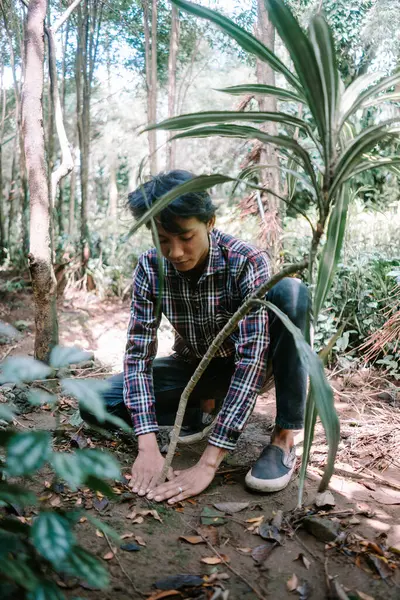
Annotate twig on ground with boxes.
[104,533,146,598]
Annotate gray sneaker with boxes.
[245,445,296,492]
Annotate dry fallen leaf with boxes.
[252,543,277,565]
[315,490,335,508]
[50,496,61,507]
[147,591,182,599]
[102,551,115,561]
[127,509,163,523]
[197,526,220,546]
[236,547,252,555]
[200,554,230,565]
[179,535,205,545]
[246,515,264,532]
[135,535,146,546]
[356,591,375,600]
[287,573,299,592]
[78,516,87,524]
[294,553,311,570]
[95,529,104,538]
[206,572,230,583]
[121,532,135,540]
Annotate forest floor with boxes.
[1,278,400,600]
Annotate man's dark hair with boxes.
[127,170,216,233]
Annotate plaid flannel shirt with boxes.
[123,229,271,450]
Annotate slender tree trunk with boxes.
[0,62,6,263]
[7,135,18,256]
[57,20,70,239]
[1,1,29,255]
[256,0,281,264]
[69,136,77,236]
[22,0,58,362]
[166,5,179,171]
[143,0,157,174]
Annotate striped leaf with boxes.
[145,110,312,135]
[171,0,300,90]
[216,84,306,103]
[361,92,400,110]
[265,0,326,150]
[264,301,339,494]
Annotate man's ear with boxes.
[207,216,216,232]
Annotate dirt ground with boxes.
[1,279,400,600]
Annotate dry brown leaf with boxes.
[95,529,104,538]
[135,535,146,546]
[287,573,299,592]
[120,532,135,540]
[179,535,205,545]
[75,497,82,507]
[201,554,230,565]
[294,553,311,570]
[206,572,230,583]
[236,547,252,555]
[50,496,61,507]
[102,551,115,561]
[246,516,264,524]
[147,591,182,599]
[356,591,375,600]
[197,526,220,546]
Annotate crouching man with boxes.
[81,170,310,504]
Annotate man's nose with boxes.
[168,241,184,260]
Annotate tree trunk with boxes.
[7,135,18,256]
[143,0,157,174]
[256,0,281,264]
[166,4,179,171]
[22,0,58,362]
[1,1,29,255]
[56,20,70,239]
[0,62,6,263]
[68,136,77,236]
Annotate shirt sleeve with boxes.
[123,257,161,436]
[208,254,271,451]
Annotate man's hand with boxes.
[130,433,172,496]
[146,444,227,504]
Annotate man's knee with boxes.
[268,277,310,323]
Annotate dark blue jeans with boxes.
[80,278,310,432]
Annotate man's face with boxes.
[154,216,215,272]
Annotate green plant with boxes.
[133,0,400,502]
[0,343,128,599]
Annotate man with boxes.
[82,170,309,505]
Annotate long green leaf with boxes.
[171,0,301,90]
[309,14,339,160]
[128,174,233,235]
[217,84,305,103]
[171,124,320,199]
[343,156,400,180]
[145,110,312,136]
[232,162,316,197]
[263,300,340,494]
[339,70,400,128]
[265,0,326,152]
[338,71,384,125]
[298,394,317,504]
[361,92,400,109]
[314,185,349,317]
[330,122,400,200]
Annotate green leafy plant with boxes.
[131,0,400,502]
[0,345,125,599]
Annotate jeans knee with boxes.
[268,277,310,322]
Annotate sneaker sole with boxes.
[245,462,295,493]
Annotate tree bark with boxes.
[143,0,157,174]
[166,4,179,171]
[7,135,18,257]
[22,0,59,362]
[0,61,6,263]
[256,0,281,264]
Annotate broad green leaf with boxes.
[0,557,39,591]
[84,475,116,498]
[0,356,52,385]
[339,70,400,127]
[0,516,31,535]
[0,483,36,506]
[86,513,121,543]
[172,0,300,90]
[217,84,305,103]
[171,124,320,197]
[27,582,66,600]
[309,14,338,160]
[314,186,349,317]
[128,174,233,235]
[6,431,51,476]
[51,451,83,489]
[145,111,311,136]
[28,389,57,407]
[265,0,326,152]
[0,404,16,422]
[61,379,110,422]
[262,300,340,493]
[63,546,109,589]
[50,346,93,369]
[32,512,75,565]
[76,449,120,481]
